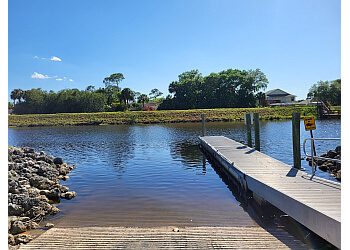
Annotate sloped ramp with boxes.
[20,226,308,249]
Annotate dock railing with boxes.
[302,138,341,176]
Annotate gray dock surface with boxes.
[199,136,341,249]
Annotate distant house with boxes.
[266,89,296,104]
[144,102,161,110]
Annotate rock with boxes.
[326,150,337,159]
[26,221,39,230]
[60,186,69,193]
[335,145,341,154]
[8,203,24,216]
[12,147,24,156]
[22,197,41,211]
[318,163,328,171]
[8,233,15,245]
[14,234,33,244]
[25,206,44,218]
[336,170,341,180]
[316,159,325,166]
[46,187,61,200]
[50,206,60,215]
[45,223,55,228]
[8,216,18,231]
[61,175,69,181]
[29,175,56,190]
[23,147,35,154]
[61,191,76,200]
[10,220,26,234]
[18,217,31,222]
[54,157,64,165]
[8,146,76,246]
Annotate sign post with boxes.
[304,117,316,156]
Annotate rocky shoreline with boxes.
[307,146,341,181]
[8,146,76,248]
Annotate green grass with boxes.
[8,106,320,127]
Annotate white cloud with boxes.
[33,56,39,59]
[69,79,74,82]
[56,78,63,81]
[53,75,58,78]
[50,56,62,62]
[31,72,51,79]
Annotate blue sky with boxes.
[8,0,341,101]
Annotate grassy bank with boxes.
[8,106,320,127]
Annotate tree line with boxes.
[158,68,269,110]
[9,69,340,115]
[307,79,341,106]
[10,73,163,114]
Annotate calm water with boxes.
[8,120,340,229]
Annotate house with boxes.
[265,89,296,104]
[144,102,162,110]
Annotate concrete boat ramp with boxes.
[20,226,308,249]
[199,136,341,249]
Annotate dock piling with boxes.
[292,112,301,169]
[201,114,206,136]
[245,113,252,147]
[253,113,260,151]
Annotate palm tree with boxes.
[10,89,24,105]
[120,88,135,110]
[137,94,149,107]
[255,92,266,107]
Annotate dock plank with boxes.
[199,136,341,248]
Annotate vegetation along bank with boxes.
[8,106,320,127]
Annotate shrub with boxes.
[141,106,154,111]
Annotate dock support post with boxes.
[201,114,206,136]
[254,113,260,151]
[292,112,301,169]
[245,113,252,148]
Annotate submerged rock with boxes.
[8,146,76,247]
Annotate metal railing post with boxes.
[311,141,315,175]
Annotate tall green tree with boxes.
[149,88,163,100]
[120,88,135,109]
[137,94,149,107]
[159,68,268,110]
[168,69,203,109]
[103,73,124,89]
[308,79,341,106]
[10,89,24,105]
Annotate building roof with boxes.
[265,89,296,97]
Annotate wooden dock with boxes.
[199,136,341,249]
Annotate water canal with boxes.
[8,120,340,245]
